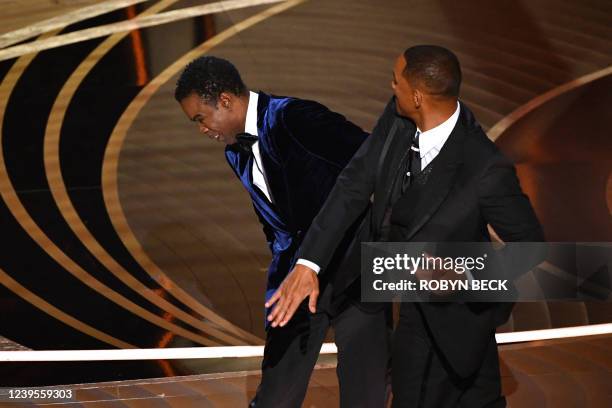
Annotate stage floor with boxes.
[2,334,609,407]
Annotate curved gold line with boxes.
[486,67,612,333]
[0,268,134,349]
[0,34,135,349]
[0,0,288,62]
[0,12,221,349]
[102,0,307,343]
[488,65,612,141]
[44,0,255,347]
[0,0,151,49]
[112,169,265,333]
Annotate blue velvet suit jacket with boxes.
[225,92,368,309]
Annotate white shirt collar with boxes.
[416,101,460,158]
[245,91,259,136]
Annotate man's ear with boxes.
[219,92,232,109]
[413,89,422,109]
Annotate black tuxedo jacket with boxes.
[298,97,544,377]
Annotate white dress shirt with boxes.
[417,101,460,170]
[297,102,461,274]
[245,91,273,203]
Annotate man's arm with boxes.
[266,98,397,326]
[291,98,396,271]
[479,150,544,242]
[478,150,546,281]
[285,101,366,275]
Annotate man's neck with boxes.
[414,99,457,132]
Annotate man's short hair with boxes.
[403,45,462,97]
[174,56,247,103]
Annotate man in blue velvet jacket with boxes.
[175,56,388,408]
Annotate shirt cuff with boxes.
[296,259,321,274]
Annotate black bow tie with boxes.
[235,132,259,153]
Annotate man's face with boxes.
[391,55,417,119]
[179,92,243,145]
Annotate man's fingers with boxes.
[272,294,296,327]
[280,297,301,327]
[308,289,319,313]
[270,290,297,326]
[265,288,282,308]
[272,306,287,327]
[267,292,287,322]
[274,288,305,327]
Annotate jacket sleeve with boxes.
[296,98,397,273]
[478,151,544,242]
[478,150,546,281]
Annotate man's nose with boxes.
[199,124,209,134]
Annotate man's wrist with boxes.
[296,259,320,274]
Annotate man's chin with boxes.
[215,134,232,144]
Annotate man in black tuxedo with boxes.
[267,46,544,407]
[175,56,388,407]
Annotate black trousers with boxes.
[249,292,389,408]
[392,303,506,408]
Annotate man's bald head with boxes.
[402,45,462,98]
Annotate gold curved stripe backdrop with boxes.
[43,0,262,347]
[487,65,612,141]
[0,33,136,349]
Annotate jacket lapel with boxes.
[380,105,470,241]
[255,92,297,233]
[371,118,414,234]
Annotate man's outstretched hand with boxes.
[265,264,319,327]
